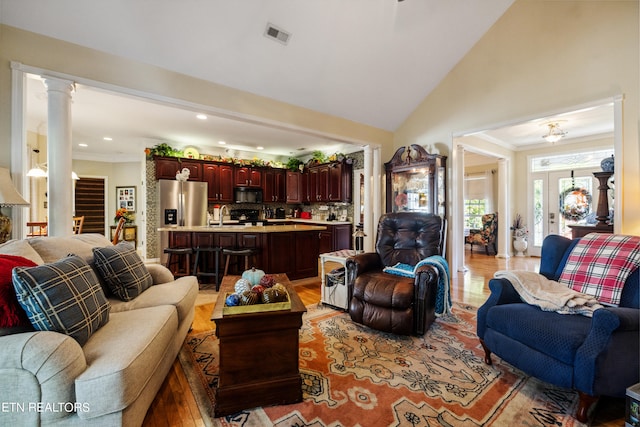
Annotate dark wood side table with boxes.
[210,274,306,417]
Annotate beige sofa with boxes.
[0,234,199,426]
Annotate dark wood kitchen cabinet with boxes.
[266,231,319,280]
[155,157,202,181]
[307,161,352,203]
[319,223,353,253]
[235,167,262,188]
[327,161,352,202]
[264,168,286,202]
[286,171,305,204]
[203,162,234,203]
[308,167,320,202]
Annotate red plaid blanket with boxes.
[558,233,640,305]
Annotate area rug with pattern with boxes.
[178,302,584,427]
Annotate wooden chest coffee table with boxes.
[210,273,306,417]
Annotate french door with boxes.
[529,168,599,256]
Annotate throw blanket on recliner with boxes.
[383,255,452,317]
[494,270,604,317]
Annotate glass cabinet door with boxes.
[385,145,447,218]
[391,168,431,213]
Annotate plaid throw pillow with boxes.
[92,243,153,301]
[558,233,640,305]
[12,255,110,345]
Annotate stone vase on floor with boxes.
[513,237,528,257]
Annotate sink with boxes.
[207,224,248,229]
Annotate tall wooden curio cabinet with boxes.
[385,145,447,218]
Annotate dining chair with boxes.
[26,221,48,237]
[72,216,85,234]
[112,217,126,245]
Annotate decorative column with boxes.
[43,77,75,237]
[454,144,467,272]
[496,158,510,258]
[363,145,373,252]
[372,146,381,243]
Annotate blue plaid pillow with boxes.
[92,243,153,301]
[12,255,110,346]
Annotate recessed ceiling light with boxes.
[196,114,207,120]
[218,141,226,145]
[103,137,112,141]
[257,146,264,150]
[78,143,88,147]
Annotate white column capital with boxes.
[43,77,74,95]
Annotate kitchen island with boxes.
[158,223,326,280]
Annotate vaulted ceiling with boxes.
[6,1,614,163]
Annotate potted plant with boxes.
[309,150,326,165]
[286,157,303,171]
[144,143,182,159]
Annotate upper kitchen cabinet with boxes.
[235,166,262,188]
[203,162,234,203]
[155,156,202,181]
[327,161,352,202]
[285,171,306,204]
[264,168,286,202]
[385,145,447,218]
[308,161,353,203]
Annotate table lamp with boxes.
[0,167,30,243]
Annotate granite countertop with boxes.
[157,223,326,233]
[287,218,352,225]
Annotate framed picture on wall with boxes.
[116,186,136,212]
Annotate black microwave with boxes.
[234,187,262,204]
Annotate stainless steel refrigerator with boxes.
[158,179,208,263]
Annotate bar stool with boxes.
[222,248,258,277]
[192,246,221,290]
[164,247,193,278]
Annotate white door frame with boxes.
[453,96,623,271]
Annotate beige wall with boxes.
[0,24,393,169]
[395,0,639,235]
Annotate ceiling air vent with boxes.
[264,23,291,45]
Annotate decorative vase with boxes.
[513,237,528,257]
[600,155,614,172]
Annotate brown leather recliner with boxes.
[346,212,447,336]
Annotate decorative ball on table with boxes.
[234,278,252,294]
[251,284,265,298]
[272,283,287,294]
[239,290,259,306]
[259,274,276,288]
[225,293,240,307]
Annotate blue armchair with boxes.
[477,234,639,422]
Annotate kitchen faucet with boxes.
[219,205,228,227]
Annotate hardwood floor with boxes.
[142,252,625,426]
